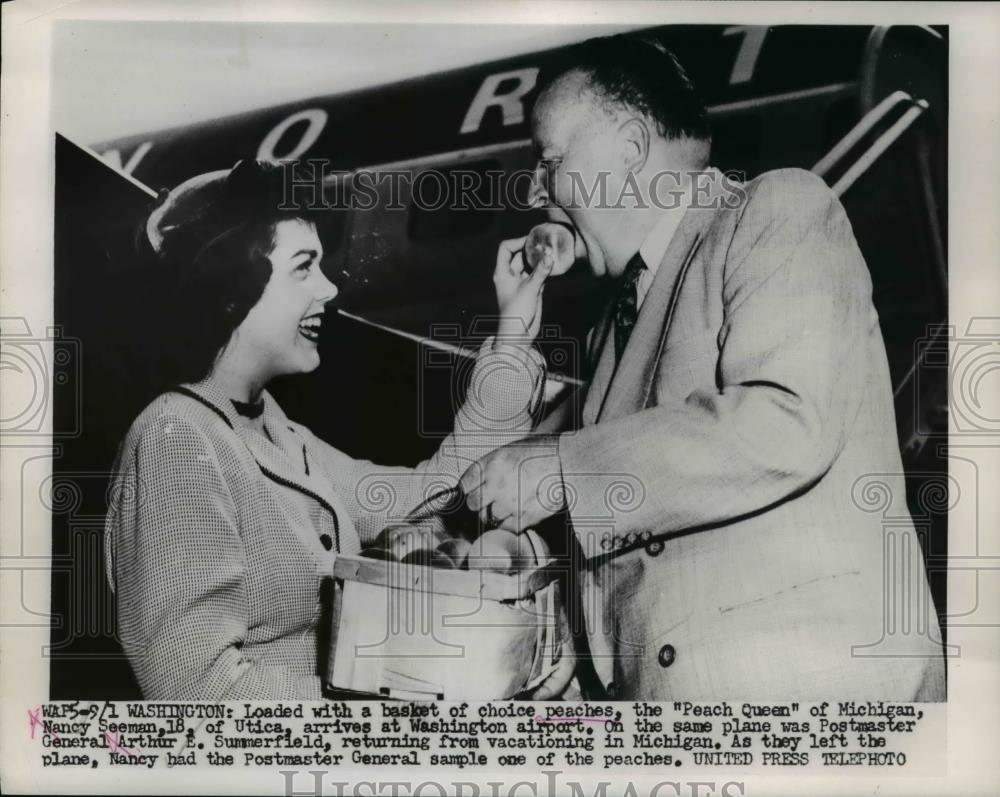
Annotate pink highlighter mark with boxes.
[534,715,606,725]
[28,707,45,739]
[104,731,140,760]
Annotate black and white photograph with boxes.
[2,2,998,795]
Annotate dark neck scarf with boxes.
[231,397,265,419]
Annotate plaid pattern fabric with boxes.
[105,339,544,699]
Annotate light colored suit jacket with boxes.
[546,168,946,700]
[105,341,542,700]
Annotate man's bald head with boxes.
[531,69,618,154]
[535,34,711,167]
[526,35,714,277]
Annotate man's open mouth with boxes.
[298,313,323,343]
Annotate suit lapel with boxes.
[593,200,718,423]
[581,304,617,425]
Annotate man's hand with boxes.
[494,236,554,343]
[459,435,565,533]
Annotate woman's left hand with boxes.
[494,236,554,344]
[529,603,577,700]
[530,639,577,700]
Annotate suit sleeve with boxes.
[105,414,323,699]
[316,339,546,545]
[558,170,876,557]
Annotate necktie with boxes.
[614,252,647,363]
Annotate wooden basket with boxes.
[327,554,563,700]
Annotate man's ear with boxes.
[619,117,651,173]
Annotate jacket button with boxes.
[658,644,676,668]
[646,540,664,557]
[320,534,333,551]
[606,681,620,699]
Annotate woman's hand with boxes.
[530,640,577,700]
[529,603,577,700]
[494,236,554,344]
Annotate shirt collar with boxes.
[637,178,695,276]
[181,375,287,432]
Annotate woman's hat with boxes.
[145,159,270,255]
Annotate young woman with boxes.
[104,159,551,700]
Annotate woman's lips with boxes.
[298,314,323,342]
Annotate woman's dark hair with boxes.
[138,159,324,390]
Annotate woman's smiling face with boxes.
[229,218,338,382]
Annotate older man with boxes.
[461,35,946,701]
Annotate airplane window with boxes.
[407,160,501,242]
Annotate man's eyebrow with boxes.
[291,249,319,260]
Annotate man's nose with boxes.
[529,163,550,209]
